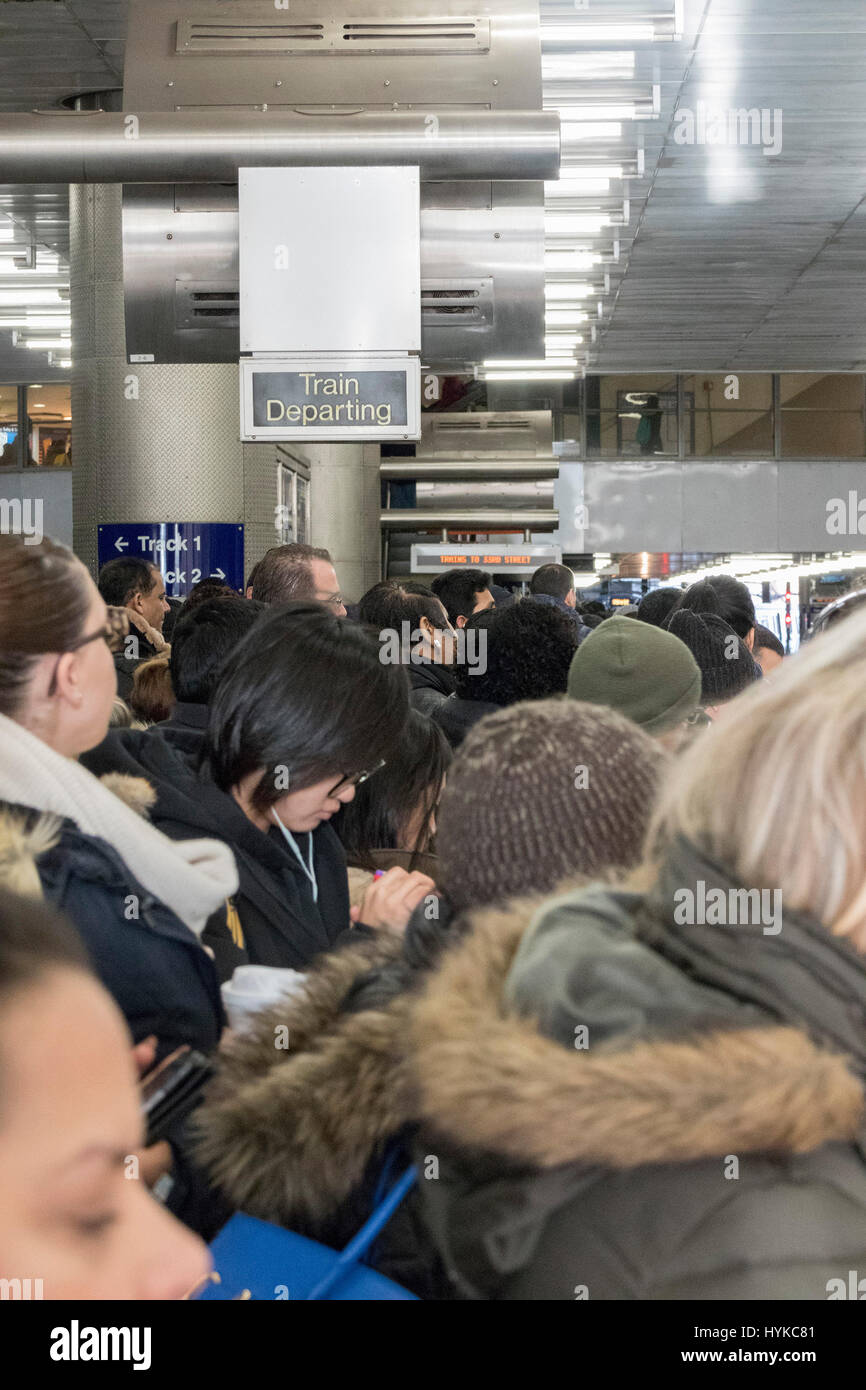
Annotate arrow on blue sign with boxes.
[97,523,246,599]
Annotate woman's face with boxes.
[271,775,357,833]
[0,969,209,1300]
[30,575,118,758]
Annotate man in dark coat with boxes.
[97,556,170,699]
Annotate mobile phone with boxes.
[141,1045,214,1146]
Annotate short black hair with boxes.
[753,623,785,657]
[530,563,575,602]
[359,581,448,635]
[333,710,451,869]
[169,596,266,705]
[636,586,682,628]
[97,557,157,608]
[668,576,756,641]
[206,601,410,811]
[431,568,491,626]
[454,599,577,705]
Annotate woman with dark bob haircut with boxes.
[334,710,451,901]
[84,601,435,975]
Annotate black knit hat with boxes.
[436,698,667,912]
[636,587,682,628]
[665,608,760,704]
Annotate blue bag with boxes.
[195,1164,418,1301]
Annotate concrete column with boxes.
[69,184,383,597]
[69,184,248,575]
[307,441,382,602]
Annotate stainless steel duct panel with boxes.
[416,409,554,457]
[380,508,558,529]
[0,111,559,184]
[118,0,548,367]
[380,459,559,479]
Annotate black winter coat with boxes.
[431,695,501,749]
[0,802,224,1061]
[80,729,353,977]
[408,663,456,718]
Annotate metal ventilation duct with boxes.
[119,0,549,368]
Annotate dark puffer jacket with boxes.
[407,836,866,1299]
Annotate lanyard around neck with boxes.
[270,808,318,903]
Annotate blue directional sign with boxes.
[97,523,245,599]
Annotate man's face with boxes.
[137,567,169,632]
[309,558,346,617]
[755,646,784,677]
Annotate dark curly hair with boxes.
[454,599,577,705]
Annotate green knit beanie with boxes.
[567,617,701,734]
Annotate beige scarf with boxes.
[0,713,237,937]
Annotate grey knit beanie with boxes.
[436,698,667,912]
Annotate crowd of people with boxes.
[2,535,866,1300]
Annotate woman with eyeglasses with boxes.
[0,535,236,1063]
[83,601,435,974]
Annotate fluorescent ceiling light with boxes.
[545,250,600,271]
[481,369,577,382]
[0,291,64,306]
[541,23,660,44]
[545,334,584,348]
[542,51,636,80]
[546,309,589,326]
[22,338,71,350]
[573,573,601,589]
[483,358,578,369]
[561,107,646,125]
[545,282,595,300]
[545,213,613,235]
[556,165,625,181]
[546,177,612,197]
[549,121,623,142]
[0,317,72,329]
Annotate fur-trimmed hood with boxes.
[0,775,157,899]
[409,896,866,1171]
[193,888,866,1236]
[193,931,412,1227]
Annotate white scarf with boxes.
[0,713,238,937]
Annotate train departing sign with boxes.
[411,543,562,577]
[240,357,421,442]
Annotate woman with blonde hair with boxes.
[404,608,866,1299]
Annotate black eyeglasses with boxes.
[46,607,130,696]
[328,759,386,799]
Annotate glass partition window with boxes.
[0,386,17,464]
[27,383,71,465]
[780,374,865,458]
[683,374,773,456]
[587,374,678,457]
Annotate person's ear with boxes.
[419,615,434,639]
[456,614,467,629]
[744,627,755,651]
[54,651,85,709]
[127,588,145,618]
